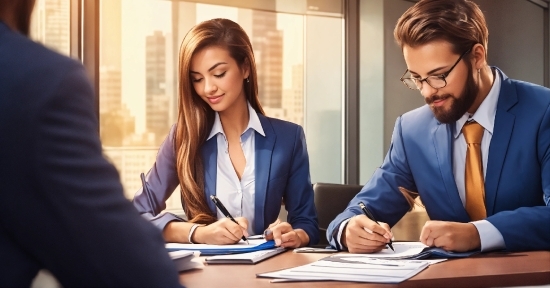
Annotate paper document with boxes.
[294,247,338,253]
[166,238,276,256]
[258,256,432,283]
[339,242,479,259]
[169,250,203,271]
[205,247,286,264]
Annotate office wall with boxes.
[476,0,545,85]
[359,0,548,183]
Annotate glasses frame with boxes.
[400,47,473,90]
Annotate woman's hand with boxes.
[264,219,309,248]
[193,217,249,245]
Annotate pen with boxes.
[210,195,249,244]
[358,201,395,252]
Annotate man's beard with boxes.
[425,63,478,124]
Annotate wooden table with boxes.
[179,250,550,288]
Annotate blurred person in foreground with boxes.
[0,0,183,286]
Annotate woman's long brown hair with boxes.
[175,18,265,224]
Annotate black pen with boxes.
[358,202,395,252]
[210,195,249,244]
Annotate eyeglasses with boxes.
[400,47,472,90]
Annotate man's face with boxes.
[403,41,478,123]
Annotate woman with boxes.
[133,18,318,248]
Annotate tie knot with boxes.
[462,121,484,144]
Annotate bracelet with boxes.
[188,224,202,244]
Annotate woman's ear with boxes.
[242,58,251,80]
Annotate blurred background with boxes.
[29,0,550,216]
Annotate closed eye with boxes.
[192,78,202,83]
[214,71,226,78]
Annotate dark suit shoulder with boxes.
[0,24,84,105]
[510,78,550,106]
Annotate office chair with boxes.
[312,182,363,247]
[311,182,430,247]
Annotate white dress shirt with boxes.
[207,102,265,236]
[453,69,505,251]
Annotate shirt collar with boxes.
[454,68,501,138]
[207,102,265,140]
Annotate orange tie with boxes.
[462,121,487,221]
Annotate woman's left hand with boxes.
[264,220,309,248]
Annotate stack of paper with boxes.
[258,257,431,283]
[340,242,479,260]
[169,250,203,272]
[205,247,286,264]
[257,242,477,283]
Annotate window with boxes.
[30,0,71,56]
[99,0,343,214]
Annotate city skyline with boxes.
[100,1,305,146]
[98,1,306,204]
[28,0,308,204]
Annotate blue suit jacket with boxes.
[328,69,550,252]
[133,114,319,245]
[0,22,181,287]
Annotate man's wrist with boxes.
[341,223,348,248]
[468,223,482,250]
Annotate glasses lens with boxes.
[403,78,419,89]
[426,76,446,89]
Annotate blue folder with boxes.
[411,247,480,259]
[166,240,277,256]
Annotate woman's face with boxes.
[190,46,249,112]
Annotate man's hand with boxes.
[342,215,392,253]
[420,220,481,252]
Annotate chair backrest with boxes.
[313,182,362,246]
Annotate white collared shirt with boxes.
[207,102,265,235]
[453,69,505,251]
[453,70,500,205]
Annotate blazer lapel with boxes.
[485,69,517,215]
[201,137,218,213]
[254,114,276,233]
[433,123,471,221]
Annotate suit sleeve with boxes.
[486,102,550,251]
[327,116,415,248]
[284,126,319,245]
[17,64,182,287]
[132,124,184,230]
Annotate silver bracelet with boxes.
[188,224,201,244]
